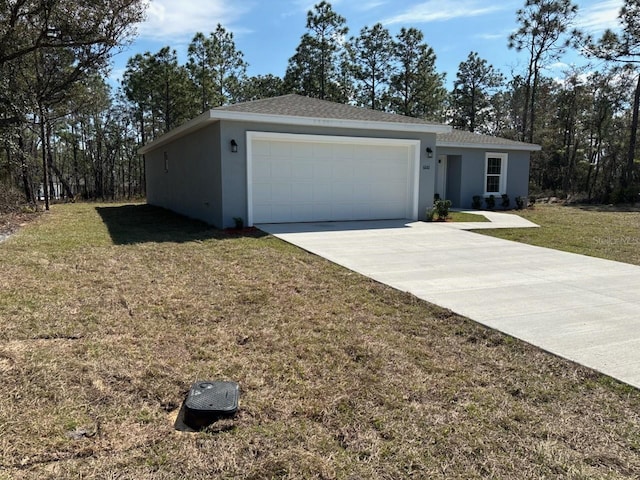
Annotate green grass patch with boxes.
[476,204,640,266]
[447,211,490,222]
[0,202,639,478]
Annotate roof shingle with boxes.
[438,129,540,150]
[215,94,444,127]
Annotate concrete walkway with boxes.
[259,216,640,389]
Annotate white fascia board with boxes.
[437,140,542,152]
[138,109,452,155]
[212,110,452,134]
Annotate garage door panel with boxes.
[313,163,333,180]
[270,159,292,179]
[271,183,292,202]
[332,162,355,179]
[250,135,416,224]
[312,204,332,220]
[252,183,272,203]
[253,159,272,179]
[332,182,354,202]
[252,140,272,156]
[293,204,314,221]
[291,161,313,179]
[312,143,334,159]
[271,142,293,158]
[291,183,314,202]
[331,205,355,221]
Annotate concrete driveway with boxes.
[259,217,640,389]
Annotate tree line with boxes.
[1,0,639,208]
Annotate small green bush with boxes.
[426,207,436,222]
[515,196,526,210]
[472,195,483,210]
[485,195,496,210]
[233,217,244,229]
[426,199,452,222]
[501,194,510,209]
[434,199,452,220]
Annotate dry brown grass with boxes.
[1,203,639,479]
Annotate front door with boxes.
[436,155,447,200]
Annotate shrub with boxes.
[434,199,452,220]
[515,196,526,210]
[501,194,510,209]
[485,195,496,210]
[609,186,640,204]
[472,195,483,210]
[426,199,452,222]
[425,207,436,222]
[233,217,244,229]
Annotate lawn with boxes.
[476,203,640,266]
[1,203,639,479]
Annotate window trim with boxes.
[484,152,508,196]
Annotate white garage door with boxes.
[248,132,419,224]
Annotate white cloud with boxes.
[137,0,252,41]
[353,0,387,12]
[382,0,507,25]
[576,0,623,33]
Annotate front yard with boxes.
[477,203,640,266]
[1,203,639,479]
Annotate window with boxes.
[484,153,508,195]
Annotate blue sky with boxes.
[110,0,624,91]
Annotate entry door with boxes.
[436,155,448,200]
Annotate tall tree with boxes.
[450,52,504,132]
[187,32,216,113]
[589,0,640,191]
[389,27,446,120]
[508,0,578,143]
[148,47,196,134]
[123,48,196,138]
[238,74,285,102]
[349,23,394,110]
[0,0,146,206]
[186,25,247,110]
[0,0,146,128]
[284,1,348,101]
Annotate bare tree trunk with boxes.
[50,162,74,200]
[18,134,35,205]
[624,72,640,188]
[46,121,55,200]
[39,106,50,211]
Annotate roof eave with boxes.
[137,110,217,155]
[212,110,452,134]
[138,110,452,154]
[437,141,542,152]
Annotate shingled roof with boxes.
[215,94,446,128]
[438,129,541,151]
[140,94,540,155]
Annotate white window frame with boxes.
[484,152,508,196]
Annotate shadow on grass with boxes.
[96,204,266,245]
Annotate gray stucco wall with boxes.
[145,123,223,226]
[437,148,531,209]
[445,155,462,207]
[219,121,438,228]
